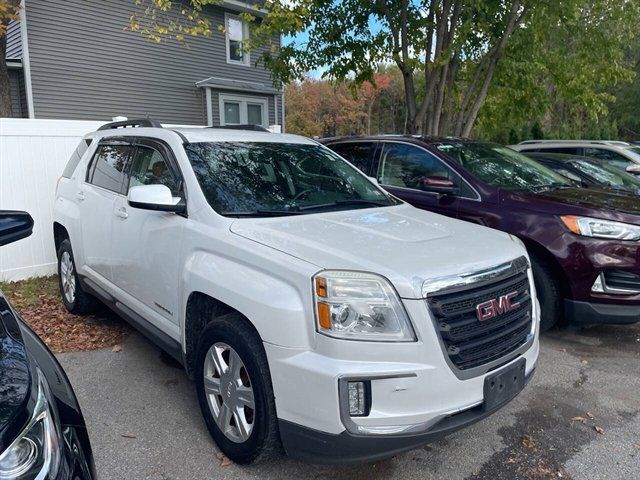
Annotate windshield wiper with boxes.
[298,199,392,212]
[221,209,305,217]
[529,182,573,192]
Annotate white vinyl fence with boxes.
[0,119,103,281]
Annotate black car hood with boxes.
[0,293,31,450]
[503,187,640,218]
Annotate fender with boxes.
[181,249,318,350]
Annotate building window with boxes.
[226,14,249,65]
[220,94,268,127]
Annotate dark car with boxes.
[322,136,640,331]
[523,152,640,196]
[0,211,95,479]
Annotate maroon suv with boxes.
[322,136,640,330]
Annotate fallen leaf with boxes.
[521,434,537,450]
[121,433,136,439]
[580,359,589,365]
[216,452,233,467]
[112,344,123,352]
[594,426,604,434]
[586,412,595,419]
[571,416,587,424]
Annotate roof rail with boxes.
[208,124,271,132]
[518,139,630,146]
[98,119,163,131]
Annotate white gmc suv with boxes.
[53,120,540,464]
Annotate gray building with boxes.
[5,0,284,129]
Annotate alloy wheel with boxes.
[203,343,255,443]
[60,251,76,304]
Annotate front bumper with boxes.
[565,299,640,325]
[552,233,640,323]
[279,369,535,464]
[266,295,540,463]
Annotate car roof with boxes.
[320,135,480,145]
[172,128,317,145]
[516,140,630,149]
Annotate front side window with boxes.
[184,142,396,216]
[87,145,132,194]
[127,146,179,194]
[226,15,248,64]
[437,142,572,191]
[378,143,455,189]
[329,142,375,175]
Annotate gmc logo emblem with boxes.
[476,292,520,321]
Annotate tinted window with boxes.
[127,146,179,195]
[329,143,375,175]
[378,143,454,189]
[185,142,395,215]
[538,147,582,155]
[62,138,93,178]
[436,142,572,191]
[87,145,132,193]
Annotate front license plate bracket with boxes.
[483,358,526,412]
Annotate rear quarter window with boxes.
[86,144,133,194]
[62,138,93,178]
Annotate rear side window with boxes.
[62,138,93,178]
[86,145,133,194]
[583,148,631,170]
[328,142,376,175]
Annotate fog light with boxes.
[347,381,370,416]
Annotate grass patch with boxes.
[0,275,60,310]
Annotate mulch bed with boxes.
[1,275,131,353]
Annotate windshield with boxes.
[571,159,640,193]
[436,142,572,191]
[185,142,396,216]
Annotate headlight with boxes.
[0,371,61,480]
[561,215,640,241]
[313,270,416,341]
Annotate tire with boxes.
[57,239,100,315]
[195,312,280,464]
[530,254,562,331]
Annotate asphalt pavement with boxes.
[57,322,640,480]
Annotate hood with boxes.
[502,187,640,219]
[230,204,526,298]
[0,294,31,449]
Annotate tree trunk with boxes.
[0,30,13,117]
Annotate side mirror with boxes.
[0,211,34,247]
[625,164,640,175]
[128,185,186,214]
[421,176,459,196]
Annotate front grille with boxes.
[427,270,532,371]
[603,270,640,292]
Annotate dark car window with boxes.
[436,142,572,191]
[537,147,582,155]
[378,143,453,187]
[329,142,375,175]
[185,142,394,216]
[127,146,180,195]
[87,144,133,194]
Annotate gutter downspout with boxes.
[205,87,213,126]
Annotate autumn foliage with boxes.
[285,73,393,138]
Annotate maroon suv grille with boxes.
[427,271,532,371]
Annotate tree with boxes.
[360,72,391,134]
[0,0,21,117]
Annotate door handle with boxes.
[114,207,129,219]
[75,191,85,201]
